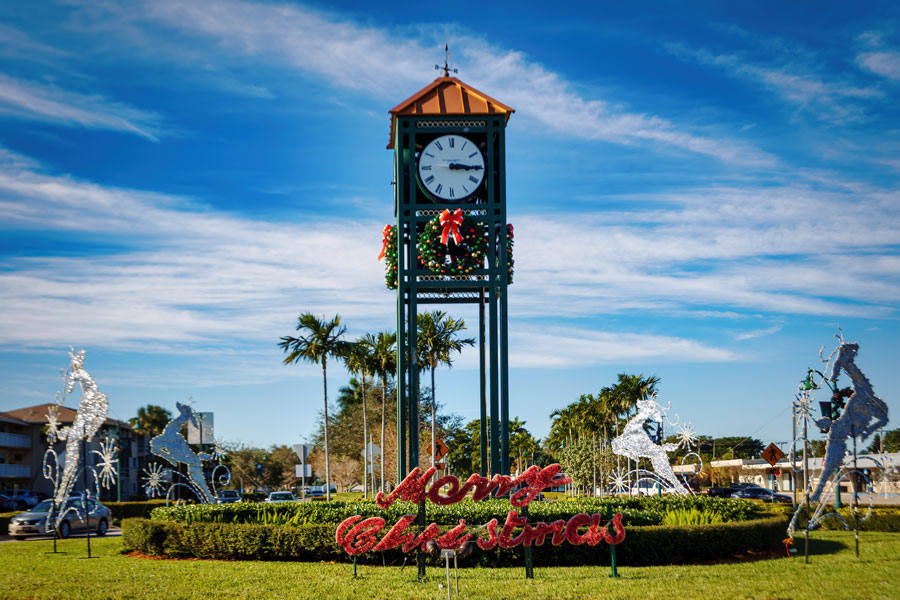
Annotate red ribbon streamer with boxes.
[377,225,391,261]
[439,209,463,246]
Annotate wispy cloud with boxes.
[1,148,897,363]
[0,73,166,140]
[857,51,900,81]
[668,42,883,124]
[68,0,771,165]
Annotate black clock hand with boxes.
[448,163,484,171]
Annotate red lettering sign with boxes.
[338,465,625,557]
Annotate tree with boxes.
[416,311,474,467]
[342,338,375,499]
[129,405,172,438]
[278,313,348,501]
[367,331,396,492]
[336,377,362,412]
[867,428,900,454]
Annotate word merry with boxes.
[336,510,626,556]
[375,464,571,509]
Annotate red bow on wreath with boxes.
[377,225,392,262]
[439,209,464,246]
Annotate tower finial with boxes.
[434,43,458,77]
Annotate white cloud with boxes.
[2,148,898,366]
[0,73,166,141]
[69,0,770,165]
[857,51,900,81]
[668,43,883,124]
[509,327,735,368]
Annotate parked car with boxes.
[216,490,243,504]
[0,493,18,512]
[629,479,671,496]
[7,498,112,539]
[7,489,44,510]
[265,491,296,503]
[731,488,791,503]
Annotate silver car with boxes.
[7,498,112,540]
[265,491,296,503]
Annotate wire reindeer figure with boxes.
[788,331,889,536]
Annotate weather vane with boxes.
[435,43,458,77]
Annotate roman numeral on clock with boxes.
[435,184,443,195]
[449,187,455,198]
[425,175,434,184]
[468,175,479,184]
[434,140,443,151]
[448,137,455,148]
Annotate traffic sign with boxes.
[761,443,785,467]
[295,464,312,478]
[432,438,450,462]
[293,444,312,463]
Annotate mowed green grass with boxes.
[1,532,898,600]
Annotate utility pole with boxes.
[802,404,810,564]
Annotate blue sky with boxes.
[1,1,898,454]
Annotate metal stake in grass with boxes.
[608,504,618,578]
[523,503,533,579]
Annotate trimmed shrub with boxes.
[150,496,762,528]
[788,505,900,533]
[122,513,789,566]
[104,500,167,525]
[1,511,18,535]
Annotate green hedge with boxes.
[1,511,17,535]
[773,504,900,533]
[122,514,789,566]
[104,500,167,525]
[150,496,761,528]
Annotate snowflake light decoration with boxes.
[143,463,166,498]
[210,438,226,461]
[677,423,697,449]
[45,404,61,443]
[93,437,118,489]
[608,468,629,494]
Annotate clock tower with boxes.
[386,73,515,479]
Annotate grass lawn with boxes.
[1,532,898,599]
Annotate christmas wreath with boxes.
[379,215,514,287]
[378,224,398,290]
[417,209,486,276]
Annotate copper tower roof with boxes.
[387,76,514,148]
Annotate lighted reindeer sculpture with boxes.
[788,334,889,536]
[50,349,109,522]
[611,396,689,495]
[150,401,217,504]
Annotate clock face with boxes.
[417,134,484,201]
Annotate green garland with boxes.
[417,213,486,276]
[381,225,398,290]
[506,223,515,284]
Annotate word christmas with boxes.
[335,464,626,556]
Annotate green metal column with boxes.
[479,289,488,477]
[500,285,510,475]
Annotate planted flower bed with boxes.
[123,494,787,566]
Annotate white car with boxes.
[265,491,296,503]
[629,479,671,496]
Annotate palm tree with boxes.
[336,377,362,411]
[129,405,172,438]
[278,313,348,502]
[367,331,396,492]
[416,311,475,467]
[343,339,374,499]
[609,373,659,481]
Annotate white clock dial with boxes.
[417,134,484,201]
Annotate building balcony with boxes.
[0,463,31,478]
[0,431,31,449]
